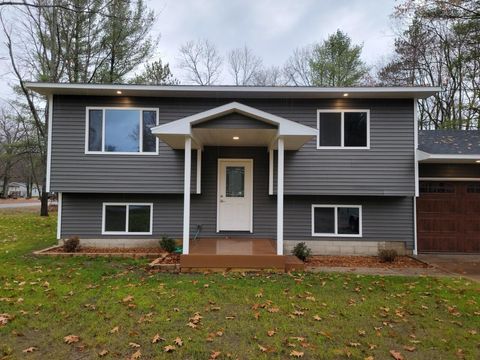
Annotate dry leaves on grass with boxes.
[110,326,119,334]
[22,347,37,353]
[210,350,221,359]
[174,337,183,346]
[390,350,404,360]
[64,335,80,344]
[130,349,141,359]
[129,342,141,348]
[0,313,12,326]
[98,349,109,357]
[267,330,276,337]
[164,345,176,352]
[152,333,165,344]
[290,350,304,357]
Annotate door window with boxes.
[226,166,245,197]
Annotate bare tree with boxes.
[251,66,285,86]
[283,45,313,86]
[178,39,223,85]
[227,46,263,85]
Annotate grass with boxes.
[0,209,479,359]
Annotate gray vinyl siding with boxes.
[419,163,480,178]
[192,113,277,129]
[61,192,413,248]
[51,96,414,196]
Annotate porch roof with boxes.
[151,102,317,150]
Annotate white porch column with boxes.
[183,136,192,254]
[277,137,284,255]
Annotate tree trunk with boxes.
[1,174,8,198]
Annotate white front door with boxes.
[217,159,253,232]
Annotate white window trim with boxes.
[311,204,363,237]
[102,202,153,235]
[85,107,159,155]
[316,109,370,149]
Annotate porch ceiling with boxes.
[151,102,317,150]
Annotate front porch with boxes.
[180,237,303,271]
[151,102,317,262]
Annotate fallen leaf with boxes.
[0,313,12,326]
[267,330,276,337]
[122,295,134,303]
[390,350,404,360]
[290,350,304,357]
[313,315,322,321]
[268,307,280,313]
[210,350,221,359]
[164,345,176,352]
[258,344,268,352]
[174,337,183,346]
[110,326,119,334]
[64,335,80,344]
[22,347,37,353]
[152,333,165,343]
[403,345,416,352]
[98,349,109,357]
[129,342,141,348]
[130,350,141,359]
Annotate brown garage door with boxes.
[417,181,480,253]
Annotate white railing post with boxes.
[183,136,192,254]
[277,137,284,255]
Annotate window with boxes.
[312,205,362,237]
[317,110,369,148]
[419,182,455,194]
[102,203,153,234]
[466,183,480,193]
[86,108,158,154]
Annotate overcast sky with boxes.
[152,0,398,83]
[0,0,398,102]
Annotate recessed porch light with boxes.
[343,93,349,97]
[476,160,480,163]
[116,90,122,94]
[233,136,240,140]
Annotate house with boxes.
[417,130,480,253]
[26,83,450,267]
[0,181,40,198]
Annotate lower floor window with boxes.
[312,205,362,237]
[103,203,152,234]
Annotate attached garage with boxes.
[417,130,480,254]
[417,181,480,253]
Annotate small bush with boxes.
[378,249,398,263]
[63,236,80,253]
[292,242,312,262]
[159,235,176,253]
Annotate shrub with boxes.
[63,236,80,253]
[159,235,176,253]
[292,242,312,262]
[378,249,398,263]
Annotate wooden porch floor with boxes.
[181,237,303,272]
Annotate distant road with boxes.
[0,201,41,209]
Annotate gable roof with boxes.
[419,130,480,155]
[151,102,317,150]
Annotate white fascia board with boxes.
[417,150,480,162]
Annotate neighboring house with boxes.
[0,181,40,198]
[27,83,446,262]
[418,130,480,253]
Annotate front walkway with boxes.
[416,254,480,282]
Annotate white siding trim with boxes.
[413,197,418,255]
[414,98,419,197]
[196,149,202,194]
[316,109,370,149]
[311,204,363,237]
[420,177,480,181]
[56,192,62,240]
[183,137,192,254]
[277,137,284,255]
[268,148,273,195]
[46,94,53,192]
[101,202,153,235]
[85,107,159,155]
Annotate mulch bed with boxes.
[43,246,167,254]
[306,255,429,268]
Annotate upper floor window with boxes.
[86,108,158,154]
[317,110,369,149]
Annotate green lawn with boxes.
[0,210,479,360]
